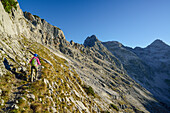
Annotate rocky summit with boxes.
[0,0,170,113]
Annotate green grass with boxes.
[1,0,18,13]
[0,72,14,106]
[0,37,104,112]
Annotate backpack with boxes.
[31,58,37,66]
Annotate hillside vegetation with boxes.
[1,0,18,13]
[0,36,105,113]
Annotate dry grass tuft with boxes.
[30,103,42,113]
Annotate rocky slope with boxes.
[0,0,169,113]
[132,40,170,106]
[102,40,170,111]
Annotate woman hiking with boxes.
[29,54,41,82]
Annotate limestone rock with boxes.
[76,101,90,113]
[24,12,35,22]
[44,79,53,91]
[11,104,19,109]
[103,40,170,108]
[84,35,99,47]
[27,94,35,101]
[0,99,4,106]
[73,90,81,98]
[17,67,23,72]
[51,107,57,113]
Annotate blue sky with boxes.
[17,0,170,48]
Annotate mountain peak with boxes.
[147,39,169,48]
[83,35,100,47]
[90,35,98,40]
[152,39,165,44]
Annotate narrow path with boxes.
[3,65,42,112]
[3,79,27,112]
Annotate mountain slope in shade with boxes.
[103,39,170,110]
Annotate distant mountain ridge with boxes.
[102,39,170,109]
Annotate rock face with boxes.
[0,0,170,113]
[84,35,99,47]
[102,41,152,80]
[132,39,170,106]
[103,40,170,110]
[23,11,66,47]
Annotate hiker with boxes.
[29,54,41,82]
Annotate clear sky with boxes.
[17,0,170,48]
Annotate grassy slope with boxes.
[0,36,103,113]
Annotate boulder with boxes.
[11,104,19,109]
[27,94,35,101]
[0,99,4,106]
[17,67,23,72]
[20,62,26,66]
[24,12,35,22]
[51,107,57,113]
[1,51,5,55]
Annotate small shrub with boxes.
[83,85,95,97]
[110,103,119,111]
[1,0,18,13]
[30,103,42,113]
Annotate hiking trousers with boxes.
[31,66,38,82]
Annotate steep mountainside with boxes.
[0,0,169,113]
[102,40,170,111]
[132,40,170,106]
